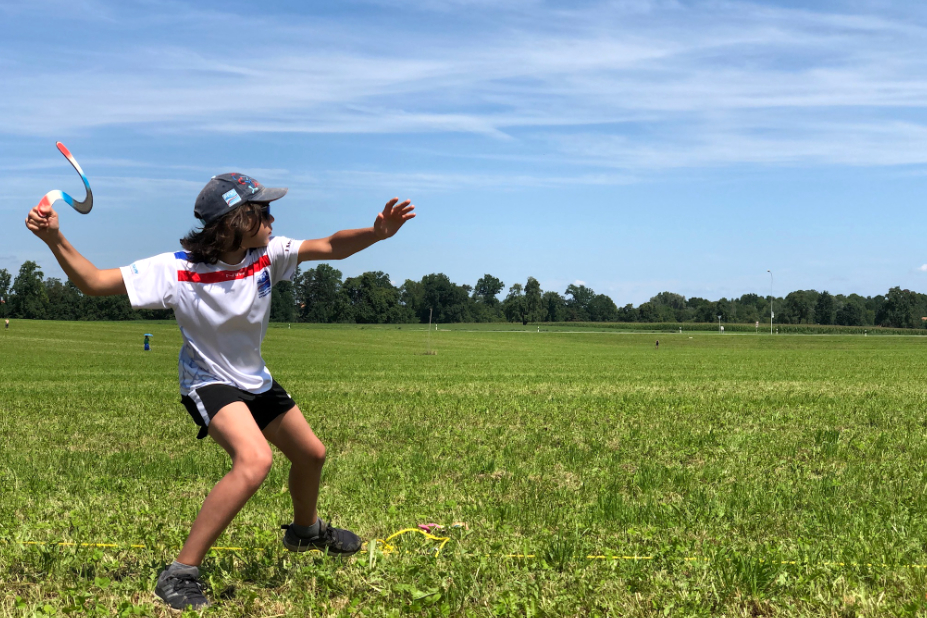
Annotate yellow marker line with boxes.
[374,527,451,557]
[19,541,147,549]
[586,555,653,561]
[5,537,927,569]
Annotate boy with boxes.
[25,173,415,610]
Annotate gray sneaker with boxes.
[155,564,210,611]
[282,519,362,555]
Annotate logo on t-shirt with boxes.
[257,270,271,298]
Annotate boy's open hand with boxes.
[373,198,415,240]
[25,204,60,243]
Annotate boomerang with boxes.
[37,142,93,215]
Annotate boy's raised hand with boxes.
[373,198,415,240]
[25,204,60,242]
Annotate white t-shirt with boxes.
[120,236,302,396]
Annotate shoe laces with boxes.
[319,520,335,541]
[168,573,206,598]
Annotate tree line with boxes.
[2,260,925,329]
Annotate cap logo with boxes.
[230,173,262,195]
[222,188,242,207]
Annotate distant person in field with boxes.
[4,319,8,329]
[26,173,415,611]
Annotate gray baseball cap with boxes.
[194,173,288,224]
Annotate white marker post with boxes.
[768,270,774,335]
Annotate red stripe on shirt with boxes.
[177,255,271,284]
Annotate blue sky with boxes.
[4,0,927,305]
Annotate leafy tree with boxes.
[541,291,565,322]
[399,279,425,319]
[687,296,710,309]
[470,301,504,323]
[717,298,733,322]
[650,291,686,321]
[10,256,927,331]
[45,278,82,321]
[10,261,48,319]
[864,295,883,325]
[841,294,873,326]
[693,301,718,323]
[836,297,864,326]
[686,296,710,322]
[473,274,504,307]
[420,273,472,323]
[766,296,783,324]
[295,264,346,323]
[0,268,10,318]
[81,295,135,321]
[270,279,298,323]
[876,287,922,328]
[785,290,815,324]
[524,277,545,323]
[814,291,836,325]
[564,284,595,321]
[637,301,658,322]
[733,293,765,325]
[588,294,619,322]
[737,293,765,310]
[617,303,638,322]
[341,271,409,323]
[502,283,527,324]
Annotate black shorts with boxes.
[181,380,297,440]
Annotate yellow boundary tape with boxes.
[3,528,453,557]
[5,532,927,569]
[376,527,451,556]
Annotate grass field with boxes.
[3,321,927,616]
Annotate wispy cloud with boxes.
[4,1,927,171]
[300,169,636,193]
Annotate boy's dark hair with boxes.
[180,203,266,264]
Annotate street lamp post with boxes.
[767,270,774,335]
[718,315,722,333]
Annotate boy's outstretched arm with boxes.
[25,204,127,296]
[298,198,415,263]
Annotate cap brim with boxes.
[252,187,288,203]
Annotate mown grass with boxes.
[3,321,927,616]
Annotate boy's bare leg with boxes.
[262,406,326,527]
[176,403,273,566]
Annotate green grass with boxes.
[3,321,927,616]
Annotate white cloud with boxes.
[4,1,927,171]
[917,264,927,272]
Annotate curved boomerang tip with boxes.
[37,141,93,215]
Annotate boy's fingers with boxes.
[31,205,53,219]
[26,205,57,233]
[386,200,412,218]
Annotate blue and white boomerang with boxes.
[36,142,93,215]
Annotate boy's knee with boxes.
[295,440,326,468]
[236,448,273,486]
